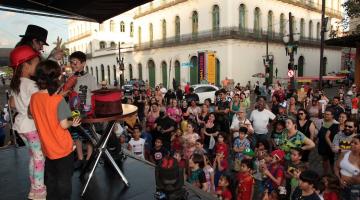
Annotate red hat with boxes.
[271,149,285,161]
[10,45,39,68]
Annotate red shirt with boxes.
[171,135,183,152]
[352,97,359,109]
[216,187,232,200]
[237,172,254,200]
[323,191,339,200]
[215,143,229,159]
[185,84,190,95]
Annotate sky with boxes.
[0,10,69,54]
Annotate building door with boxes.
[138,63,143,80]
[298,56,304,77]
[175,60,181,85]
[322,57,327,76]
[216,58,220,87]
[129,64,133,80]
[148,60,156,88]
[161,61,168,88]
[190,56,198,85]
[101,64,105,81]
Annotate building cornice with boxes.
[277,0,343,19]
[134,0,187,19]
[65,31,92,45]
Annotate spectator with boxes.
[291,170,321,200]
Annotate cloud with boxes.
[0,38,12,47]
[0,12,16,20]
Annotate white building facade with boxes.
[66,0,344,88]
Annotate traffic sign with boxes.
[288,70,294,78]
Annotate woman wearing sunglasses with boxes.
[296,108,316,163]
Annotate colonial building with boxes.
[66,0,344,88]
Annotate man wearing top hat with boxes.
[16,24,64,61]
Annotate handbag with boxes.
[209,135,215,150]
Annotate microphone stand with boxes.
[5,90,17,148]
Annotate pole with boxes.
[319,0,326,90]
[289,12,295,91]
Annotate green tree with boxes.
[343,0,360,18]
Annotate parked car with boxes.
[191,84,219,104]
[122,79,146,95]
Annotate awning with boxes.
[0,0,152,22]
[325,34,360,48]
[282,75,347,81]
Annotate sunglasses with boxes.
[298,113,304,115]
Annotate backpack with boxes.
[155,156,185,199]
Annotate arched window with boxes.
[99,23,104,32]
[107,65,111,83]
[175,16,180,42]
[162,19,167,42]
[148,60,156,88]
[280,13,285,35]
[300,18,305,38]
[110,20,115,32]
[120,21,125,32]
[316,22,320,40]
[91,67,94,76]
[129,64,133,80]
[110,42,116,48]
[239,4,246,32]
[267,10,273,37]
[99,41,106,49]
[212,5,220,32]
[192,11,198,38]
[149,23,153,46]
[138,26,142,45]
[130,22,134,37]
[309,20,313,38]
[101,64,105,81]
[254,7,261,35]
[138,63,143,80]
[86,66,89,72]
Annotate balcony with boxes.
[134,27,339,51]
[278,0,343,19]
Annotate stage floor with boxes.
[0,146,214,200]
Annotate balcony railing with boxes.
[134,27,327,51]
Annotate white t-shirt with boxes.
[249,109,276,135]
[12,78,38,133]
[128,138,145,159]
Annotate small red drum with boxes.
[91,88,123,117]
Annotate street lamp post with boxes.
[283,12,300,92]
[116,42,125,87]
[263,33,274,87]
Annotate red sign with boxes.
[288,70,294,78]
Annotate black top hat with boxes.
[19,25,49,46]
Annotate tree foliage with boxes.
[343,0,360,18]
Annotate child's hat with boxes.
[271,149,285,161]
[242,148,255,157]
[10,45,39,68]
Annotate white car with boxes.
[191,84,219,104]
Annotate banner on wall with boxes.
[198,52,205,82]
[207,52,216,84]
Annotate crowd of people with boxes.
[3,23,360,200]
[119,80,360,200]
